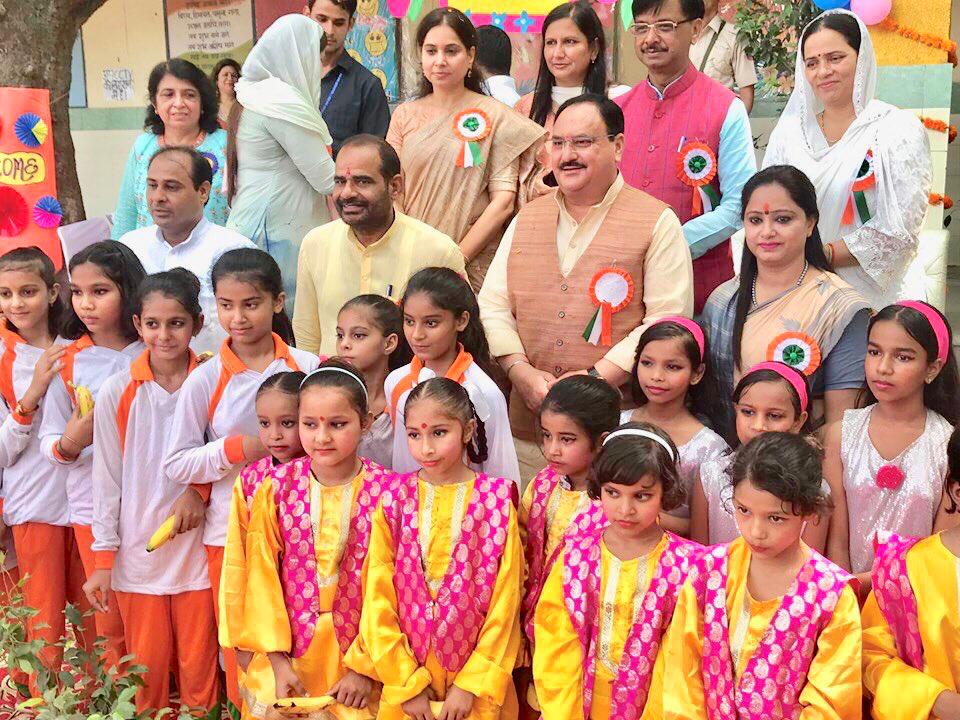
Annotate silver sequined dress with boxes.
[841,405,952,574]
[620,412,730,519]
[698,454,738,544]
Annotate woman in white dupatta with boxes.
[226,14,336,312]
[763,9,931,310]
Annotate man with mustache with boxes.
[615,0,756,314]
[292,134,465,356]
[478,94,693,478]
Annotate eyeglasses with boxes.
[549,134,617,151]
[628,19,694,36]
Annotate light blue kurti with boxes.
[110,130,230,240]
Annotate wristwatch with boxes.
[587,367,601,378]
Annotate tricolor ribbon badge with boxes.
[766,331,822,375]
[676,140,719,217]
[582,267,634,347]
[453,109,492,169]
[842,149,876,226]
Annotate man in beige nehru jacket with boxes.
[478,94,694,479]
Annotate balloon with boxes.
[812,0,850,9]
[850,0,892,25]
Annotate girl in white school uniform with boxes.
[385,267,520,483]
[84,269,218,714]
[0,248,92,674]
[39,240,147,670]
[336,294,411,469]
[163,248,319,713]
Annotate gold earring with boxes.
[467,67,472,78]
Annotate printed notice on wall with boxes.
[166,0,255,74]
[102,68,134,102]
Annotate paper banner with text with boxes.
[167,0,255,74]
[0,88,62,269]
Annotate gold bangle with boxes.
[504,357,529,378]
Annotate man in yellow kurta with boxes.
[292,135,465,356]
[357,475,522,719]
[477,94,693,479]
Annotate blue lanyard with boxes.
[321,72,344,116]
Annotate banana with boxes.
[146,515,177,552]
[273,696,335,712]
[68,382,94,417]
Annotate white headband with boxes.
[602,429,675,460]
[300,366,368,401]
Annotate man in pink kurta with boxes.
[616,0,756,313]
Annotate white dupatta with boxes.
[235,14,333,144]
[763,9,930,309]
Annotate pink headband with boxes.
[651,316,706,360]
[897,301,950,364]
[748,361,809,413]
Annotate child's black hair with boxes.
[257,371,307,400]
[630,319,707,409]
[862,302,960,425]
[731,365,813,444]
[62,240,146,342]
[340,294,413,370]
[210,248,295,346]
[539,375,621,448]
[0,246,64,338]
[728,432,833,518]
[944,426,960,514]
[588,421,683,512]
[134,268,203,329]
[299,358,369,417]
[404,377,489,465]
[400,267,498,380]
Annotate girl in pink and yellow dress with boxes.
[219,370,306,719]
[824,301,960,585]
[665,432,862,720]
[517,375,621,716]
[358,377,522,720]
[863,426,960,720]
[242,359,390,718]
[532,422,703,720]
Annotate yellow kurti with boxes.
[664,538,862,720]
[360,477,523,719]
[518,477,592,669]
[863,533,960,720]
[533,534,669,720]
[242,468,378,719]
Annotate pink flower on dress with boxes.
[876,464,906,490]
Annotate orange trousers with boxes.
[206,544,240,711]
[73,524,127,671]
[115,589,220,714]
[11,523,94,671]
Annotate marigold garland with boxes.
[929,194,954,210]
[919,117,957,143]
[878,18,958,66]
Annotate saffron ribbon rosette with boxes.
[842,149,876,225]
[582,268,634,347]
[766,331,822,375]
[676,140,719,217]
[453,109,492,168]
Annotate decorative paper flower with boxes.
[876,464,905,490]
[200,151,220,177]
[33,195,63,229]
[0,187,30,237]
[767,331,822,375]
[14,112,48,148]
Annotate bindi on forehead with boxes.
[763,203,770,214]
[421,423,428,429]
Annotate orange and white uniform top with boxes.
[0,326,71,527]
[90,351,210,594]
[39,335,145,526]
[163,334,319,547]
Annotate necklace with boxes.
[752,260,808,307]
[159,131,206,149]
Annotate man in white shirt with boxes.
[477,25,521,108]
[118,147,254,353]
